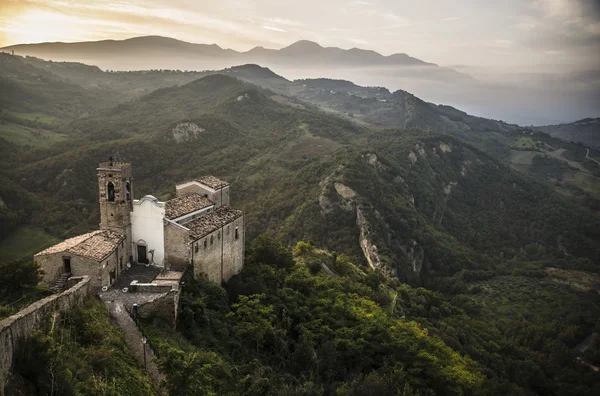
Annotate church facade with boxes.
[34,161,244,288]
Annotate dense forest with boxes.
[1,53,599,394]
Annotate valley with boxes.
[1,52,599,395]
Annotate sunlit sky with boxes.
[1,0,599,71]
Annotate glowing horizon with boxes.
[0,0,598,70]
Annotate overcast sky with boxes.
[1,0,599,72]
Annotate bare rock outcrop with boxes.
[172,122,204,143]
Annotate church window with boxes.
[107,182,115,202]
[210,235,213,245]
[235,228,239,240]
[195,243,199,253]
[218,232,220,241]
[204,239,207,249]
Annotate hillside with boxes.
[535,118,600,149]
[1,59,600,394]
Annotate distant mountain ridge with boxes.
[1,35,470,82]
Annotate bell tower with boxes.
[97,158,133,262]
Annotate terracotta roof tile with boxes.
[186,207,243,239]
[196,175,229,190]
[165,193,214,220]
[35,230,125,262]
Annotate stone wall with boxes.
[0,276,92,395]
[164,222,190,271]
[136,290,180,328]
[36,247,125,289]
[222,215,244,281]
[193,228,223,283]
[192,215,244,283]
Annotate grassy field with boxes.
[563,171,600,199]
[0,122,67,147]
[509,149,535,165]
[0,226,61,261]
[5,110,57,125]
[511,136,538,150]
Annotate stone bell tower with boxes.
[97,158,133,262]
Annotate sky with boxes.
[1,0,599,71]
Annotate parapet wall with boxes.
[0,276,92,395]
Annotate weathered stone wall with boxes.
[164,222,190,271]
[136,290,180,328]
[131,283,174,293]
[192,215,244,283]
[193,228,223,283]
[97,162,133,262]
[0,276,92,395]
[222,215,244,281]
[36,247,124,289]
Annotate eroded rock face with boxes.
[172,123,204,143]
[357,207,381,270]
[439,142,452,153]
[236,93,250,102]
[408,152,418,165]
[443,181,457,195]
[334,182,357,199]
[407,240,424,273]
[364,153,389,171]
[318,166,346,214]
[461,160,472,176]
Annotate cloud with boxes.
[262,17,302,27]
[517,0,600,65]
[262,25,287,32]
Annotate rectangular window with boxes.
[235,228,239,240]
[195,243,199,253]
[226,226,230,235]
[210,235,214,245]
[218,232,220,241]
[204,239,207,249]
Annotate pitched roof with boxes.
[186,207,243,239]
[165,193,214,220]
[35,230,125,262]
[196,175,229,190]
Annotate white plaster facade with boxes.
[131,195,166,267]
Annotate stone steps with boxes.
[50,272,71,293]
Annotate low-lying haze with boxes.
[1,0,599,125]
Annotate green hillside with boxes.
[1,55,599,395]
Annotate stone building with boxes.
[35,161,244,289]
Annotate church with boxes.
[34,160,245,289]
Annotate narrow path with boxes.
[586,148,600,167]
[105,301,165,392]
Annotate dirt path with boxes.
[105,301,165,392]
[586,148,600,167]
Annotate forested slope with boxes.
[1,57,599,394]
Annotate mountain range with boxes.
[1,35,472,83]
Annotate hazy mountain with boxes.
[535,118,600,149]
[2,55,598,209]
[1,36,472,83]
